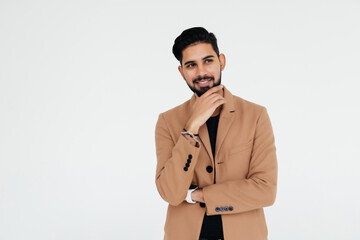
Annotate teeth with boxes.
[198,80,209,83]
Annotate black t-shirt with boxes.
[199,114,224,239]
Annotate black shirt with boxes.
[199,114,224,239]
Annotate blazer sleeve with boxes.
[155,113,202,206]
[202,107,278,215]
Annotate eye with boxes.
[205,59,213,63]
[186,63,195,68]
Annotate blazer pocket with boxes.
[229,139,253,156]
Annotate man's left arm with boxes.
[201,107,278,216]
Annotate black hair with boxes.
[172,27,220,64]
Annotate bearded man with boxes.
[155,27,278,240]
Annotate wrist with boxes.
[191,189,204,203]
[186,187,198,204]
[185,120,200,134]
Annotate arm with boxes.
[154,113,201,206]
[202,107,278,215]
[154,85,226,206]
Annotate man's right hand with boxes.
[185,85,226,134]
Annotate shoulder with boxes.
[157,98,191,124]
[232,93,267,116]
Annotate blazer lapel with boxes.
[215,86,235,158]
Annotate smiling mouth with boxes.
[196,79,212,87]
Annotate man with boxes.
[155,27,278,240]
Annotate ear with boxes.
[219,53,226,71]
[178,65,185,80]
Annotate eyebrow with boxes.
[184,55,215,66]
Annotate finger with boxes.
[201,84,223,98]
[205,93,224,104]
[211,98,226,108]
[206,84,223,96]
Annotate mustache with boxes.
[193,76,214,83]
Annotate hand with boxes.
[191,189,205,203]
[185,85,226,133]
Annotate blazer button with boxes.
[215,207,220,212]
[185,162,190,167]
[184,167,188,171]
[206,166,213,173]
[188,154,192,159]
[187,158,191,163]
[224,206,229,211]
[229,206,234,211]
[220,207,224,212]
[200,202,206,208]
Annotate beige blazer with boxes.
[155,85,277,240]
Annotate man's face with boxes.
[178,42,226,97]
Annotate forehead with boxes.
[182,42,217,63]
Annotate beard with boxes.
[186,71,222,97]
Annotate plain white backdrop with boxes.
[1,0,359,239]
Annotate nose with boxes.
[197,65,206,80]
[196,63,207,77]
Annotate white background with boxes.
[1,0,359,239]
